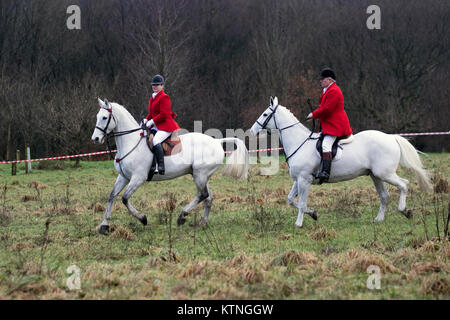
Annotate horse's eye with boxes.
[102,116,107,120]
[263,113,268,117]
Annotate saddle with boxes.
[145,128,182,182]
[146,128,182,156]
[316,133,353,159]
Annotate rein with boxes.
[258,102,317,164]
[97,107,143,162]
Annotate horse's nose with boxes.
[93,137,99,143]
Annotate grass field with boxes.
[0,153,448,299]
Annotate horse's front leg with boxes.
[121,176,148,226]
[288,180,298,207]
[295,176,313,228]
[99,174,129,234]
[288,180,317,221]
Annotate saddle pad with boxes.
[315,134,353,162]
[147,132,182,156]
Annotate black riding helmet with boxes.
[320,68,336,80]
[151,74,165,85]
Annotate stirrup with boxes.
[317,172,329,184]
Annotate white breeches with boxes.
[153,129,172,145]
[322,135,337,153]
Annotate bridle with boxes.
[95,108,116,135]
[256,102,317,164]
[96,106,143,162]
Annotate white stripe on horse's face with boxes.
[91,108,111,144]
[250,105,275,136]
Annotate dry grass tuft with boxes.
[23,260,42,275]
[433,173,449,194]
[411,261,446,275]
[28,181,48,189]
[170,281,192,299]
[420,274,450,295]
[311,225,336,240]
[148,257,164,267]
[343,249,399,274]
[21,195,39,202]
[239,266,264,284]
[92,203,105,213]
[229,195,244,203]
[418,241,438,253]
[110,225,136,241]
[179,261,207,278]
[392,248,417,267]
[227,255,247,267]
[211,285,245,299]
[274,188,286,197]
[271,250,317,267]
[9,242,37,252]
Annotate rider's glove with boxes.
[140,118,148,127]
[146,119,154,128]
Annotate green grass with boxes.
[0,154,448,299]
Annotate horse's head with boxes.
[91,98,117,144]
[250,96,279,136]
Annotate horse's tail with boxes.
[219,138,249,180]
[394,135,432,192]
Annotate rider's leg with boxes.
[152,130,172,175]
[317,135,336,184]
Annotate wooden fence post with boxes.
[12,150,20,176]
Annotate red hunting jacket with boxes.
[145,91,180,132]
[312,82,352,137]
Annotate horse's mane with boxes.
[110,102,139,126]
[278,105,312,135]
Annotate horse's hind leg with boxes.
[370,174,390,222]
[121,176,148,225]
[200,183,213,226]
[177,171,209,226]
[383,173,410,218]
[295,177,313,228]
[100,174,128,234]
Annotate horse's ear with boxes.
[270,96,274,106]
[98,98,106,108]
[273,96,278,107]
[103,98,112,110]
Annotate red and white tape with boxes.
[398,131,450,137]
[0,131,448,164]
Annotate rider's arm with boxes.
[152,95,172,125]
[312,90,339,119]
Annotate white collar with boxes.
[322,81,335,94]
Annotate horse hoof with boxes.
[177,216,186,226]
[402,209,413,219]
[140,215,147,226]
[310,210,318,221]
[99,225,110,234]
[295,223,303,228]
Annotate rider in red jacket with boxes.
[307,68,352,183]
[142,74,180,175]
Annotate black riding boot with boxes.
[153,143,165,175]
[317,152,332,184]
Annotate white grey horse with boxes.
[251,97,432,228]
[91,99,248,233]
